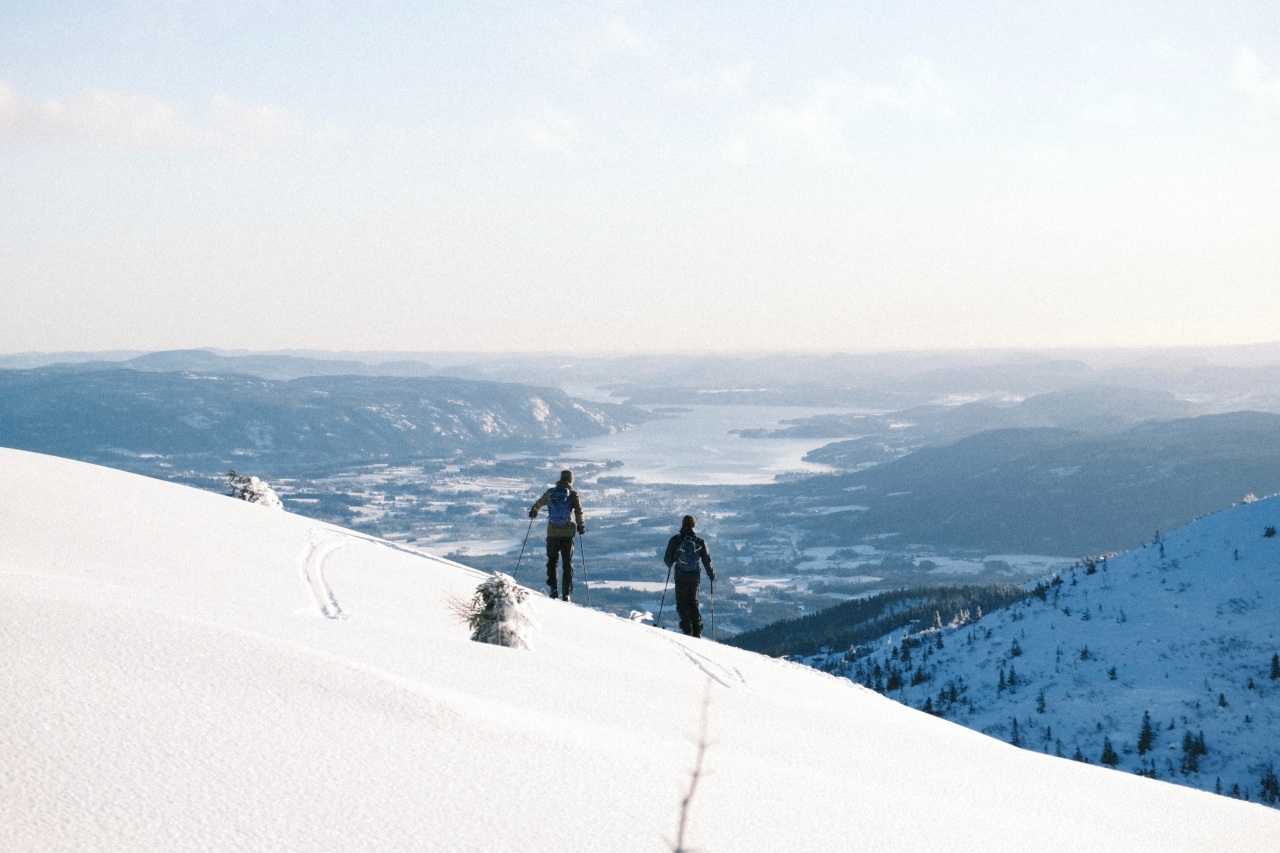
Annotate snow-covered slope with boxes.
[3,448,1278,852]
[827,495,1280,804]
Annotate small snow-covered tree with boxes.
[457,572,537,650]
[225,470,283,509]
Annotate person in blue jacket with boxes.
[529,469,585,601]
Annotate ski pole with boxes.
[656,563,673,627]
[708,578,716,641]
[513,515,534,577]
[578,531,591,605]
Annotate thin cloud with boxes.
[1233,47,1280,105]
[0,79,331,153]
[722,78,843,164]
[846,56,962,120]
[723,57,965,164]
[674,61,755,97]
[520,107,578,155]
[568,19,662,79]
[0,80,196,148]
[1079,95,1143,127]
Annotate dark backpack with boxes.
[675,534,701,573]
[547,486,572,525]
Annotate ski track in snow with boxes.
[662,634,749,689]
[299,533,351,620]
[332,527,489,579]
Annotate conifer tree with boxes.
[1270,653,1280,681]
[1260,766,1280,805]
[1180,730,1208,775]
[1137,711,1155,756]
[1100,737,1120,767]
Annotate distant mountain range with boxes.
[764,411,1280,556]
[791,495,1280,806]
[18,348,441,381]
[7,348,1280,562]
[9,344,1280,409]
[0,363,646,473]
[784,385,1201,465]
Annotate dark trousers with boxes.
[546,536,574,595]
[674,574,702,637]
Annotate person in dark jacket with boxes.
[529,469,585,601]
[664,514,714,637]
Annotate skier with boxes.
[663,515,714,637]
[528,469,585,601]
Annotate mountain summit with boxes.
[2,448,1277,851]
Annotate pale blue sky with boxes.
[2,2,1278,353]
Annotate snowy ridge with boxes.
[2,448,1279,851]
[822,495,1280,804]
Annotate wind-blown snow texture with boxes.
[819,494,1280,805]
[2,448,1278,852]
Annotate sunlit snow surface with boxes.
[2,448,1278,852]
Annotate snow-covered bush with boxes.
[225,470,283,510]
[457,573,536,650]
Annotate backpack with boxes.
[547,485,572,525]
[675,534,701,573]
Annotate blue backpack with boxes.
[675,534,701,573]
[547,486,572,525]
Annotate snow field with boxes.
[2,448,1279,852]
